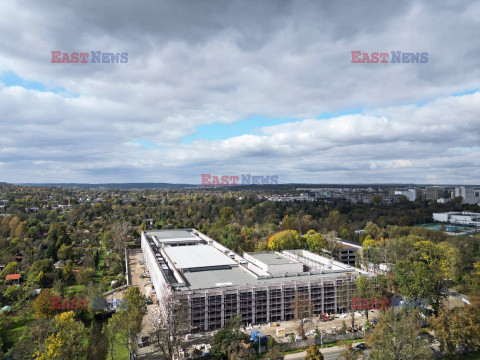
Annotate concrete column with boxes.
[221,292,225,327]
[266,287,271,323]
[204,294,208,331]
[281,285,285,321]
[237,290,240,317]
[252,289,256,325]
[308,283,312,315]
[334,280,338,314]
[321,280,325,313]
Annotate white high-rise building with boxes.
[454,187,480,204]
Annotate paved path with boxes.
[285,345,359,360]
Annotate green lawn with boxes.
[112,333,131,360]
[66,284,85,296]
[4,314,35,349]
[94,242,108,284]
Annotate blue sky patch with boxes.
[0,71,79,98]
[131,140,165,150]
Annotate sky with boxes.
[0,0,480,184]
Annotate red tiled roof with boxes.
[5,274,21,280]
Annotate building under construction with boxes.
[141,229,362,333]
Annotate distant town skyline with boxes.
[1,1,479,184]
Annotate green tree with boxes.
[306,232,326,254]
[268,230,303,251]
[1,261,18,278]
[364,222,381,239]
[365,309,431,360]
[211,317,250,360]
[220,207,234,223]
[0,316,11,356]
[57,244,74,260]
[355,275,376,320]
[108,286,146,360]
[62,261,75,285]
[429,305,463,355]
[33,289,57,319]
[394,260,444,314]
[34,311,88,360]
[338,342,360,360]
[87,322,108,360]
[282,215,293,230]
[304,346,324,360]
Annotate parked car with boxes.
[354,343,367,351]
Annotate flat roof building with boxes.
[141,229,363,333]
[433,212,480,226]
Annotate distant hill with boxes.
[17,183,196,189]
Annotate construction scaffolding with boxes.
[141,230,360,334]
[184,274,357,333]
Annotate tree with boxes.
[304,346,324,360]
[394,260,445,314]
[211,317,250,360]
[225,341,256,360]
[264,345,284,360]
[0,316,11,356]
[429,305,464,355]
[430,298,480,355]
[76,267,95,285]
[108,286,146,360]
[220,206,234,223]
[463,297,480,351]
[150,286,188,360]
[323,210,343,232]
[87,321,108,360]
[306,232,326,254]
[324,231,343,259]
[34,311,88,360]
[413,240,457,280]
[9,318,55,360]
[371,195,383,206]
[0,261,18,279]
[365,309,431,360]
[355,275,376,320]
[282,215,293,230]
[338,342,360,360]
[336,278,357,328]
[111,221,130,253]
[33,289,57,319]
[268,230,303,251]
[57,244,74,260]
[364,222,381,239]
[62,260,75,285]
[291,292,313,339]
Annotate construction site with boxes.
[140,229,364,333]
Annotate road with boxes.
[285,347,368,360]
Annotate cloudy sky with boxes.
[1,0,479,184]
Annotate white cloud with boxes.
[0,0,479,183]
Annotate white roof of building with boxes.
[163,244,237,270]
[247,252,298,266]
